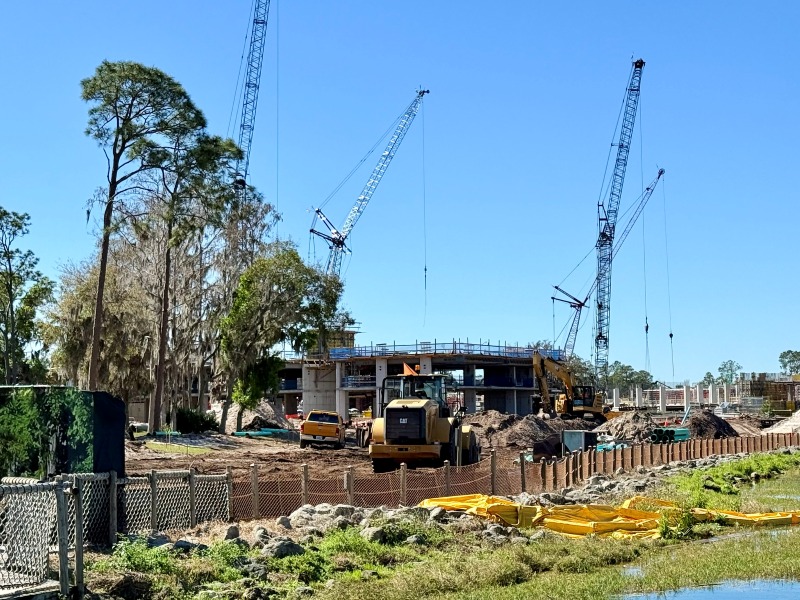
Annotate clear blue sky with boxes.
[1,1,798,384]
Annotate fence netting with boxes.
[0,483,58,591]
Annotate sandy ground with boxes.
[125,433,374,478]
[125,409,771,478]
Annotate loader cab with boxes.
[379,374,448,417]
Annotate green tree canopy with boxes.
[717,359,742,384]
[220,242,351,408]
[779,350,800,375]
[82,60,206,391]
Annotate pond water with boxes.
[622,579,800,599]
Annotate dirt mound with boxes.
[727,414,764,437]
[594,410,657,443]
[214,400,290,434]
[467,410,585,449]
[685,410,739,439]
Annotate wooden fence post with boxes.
[400,463,407,505]
[150,470,158,531]
[188,469,197,528]
[346,466,354,505]
[74,478,85,596]
[250,464,260,519]
[539,460,546,492]
[490,449,497,495]
[444,460,451,496]
[519,452,526,493]
[54,477,70,598]
[108,471,118,547]
[226,466,234,522]
[566,453,573,488]
[301,464,309,506]
[550,457,558,490]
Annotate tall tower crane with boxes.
[311,89,429,277]
[595,58,645,389]
[554,167,664,360]
[234,0,271,189]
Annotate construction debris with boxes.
[684,410,739,439]
[593,410,657,443]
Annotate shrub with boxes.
[175,407,219,434]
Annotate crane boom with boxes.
[555,167,663,361]
[235,0,271,186]
[312,89,429,276]
[595,58,645,389]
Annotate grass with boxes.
[144,440,210,455]
[85,450,800,600]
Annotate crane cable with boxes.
[421,97,428,326]
[639,97,651,374]
[662,175,675,381]
[274,0,280,239]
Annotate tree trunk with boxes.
[150,222,173,434]
[5,255,17,384]
[87,180,117,390]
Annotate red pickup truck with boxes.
[299,410,346,449]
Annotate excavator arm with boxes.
[532,351,577,415]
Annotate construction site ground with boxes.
[124,408,786,478]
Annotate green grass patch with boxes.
[658,451,800,511]
[144,440,209,455]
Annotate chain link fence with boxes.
[0,480,68,594]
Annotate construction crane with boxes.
[311,89,429,277]
[233,0,271,190]
[554,166,663,364]
[595,58,645,390]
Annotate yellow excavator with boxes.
[368,373,481,473]
[532,351,607,421]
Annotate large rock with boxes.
[333,504,356,518]
[224,525,240,540]
[261,537,305,559]
[276,516,292,529]
[360,527,386,543]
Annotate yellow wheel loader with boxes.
[368,373,480,473]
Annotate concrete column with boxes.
[723,383,731,406]
[420,356,433,375]
[375,358,388,416]
[463,389,477,413]
[659,385,667,413]
[635,385,643,408]
[612,388,620,409]
[696,384,704,408]
[708,383,717,406]
[335,362,348,417]
[683,385,691,410]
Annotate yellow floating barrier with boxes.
[418,494,800,539]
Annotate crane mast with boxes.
[595,58,645,389]
[234,0,271,187]
[312,89,429,276]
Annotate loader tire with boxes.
[371,459,394,474]
[299,439,308,449]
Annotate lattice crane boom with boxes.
[312,89,429,276]
[595,58,645,389]
[555,166,663,362]
[235,0,271,187]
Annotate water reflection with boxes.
[623,579,800,599]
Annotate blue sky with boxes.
[1,1,798,383]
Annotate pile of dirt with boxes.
[464,410,596,449]
[594,410,657,443]
[685,410,739,439]
[214,400,291,434]
[727,413,765,437]
[764,409,800,434]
